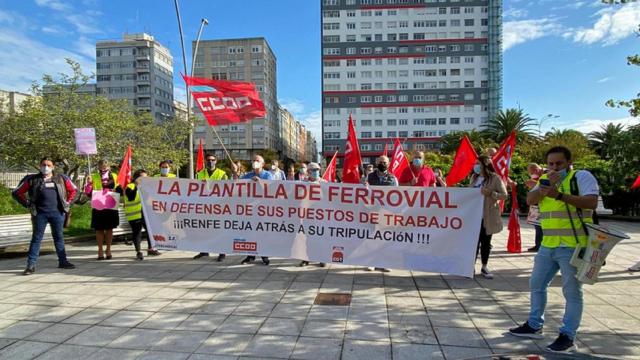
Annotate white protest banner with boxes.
[138,178,484,277]
[74,128,97,155]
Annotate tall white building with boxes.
[321,0,502,165]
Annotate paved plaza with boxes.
[0,220,638,359]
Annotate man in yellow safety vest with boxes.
[193,153,229,262]
[509,146,599,353]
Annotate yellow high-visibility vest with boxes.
[91,172,118,190]
[123,183,142,221]
[538,170,593,248]
[196,168,228,181]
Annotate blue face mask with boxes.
[412,159,422,167]
[473,164,482,175]
[310,170,320,178]
[557,168,568,179]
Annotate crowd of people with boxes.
[10,145,638,354]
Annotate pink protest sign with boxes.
[74,128,97,155]
[91,190,120,210]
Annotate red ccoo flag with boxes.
[116,145,132,190]
[446,135,478,186]
[492,131,517,182]
[507,187,522,253]
[632,174,640,189]
[342,114,362,184]
[196,139,204,173]
[382,142,388,157]
[390,138,413,183]
[183,75,266,126]
[322,151,339,182]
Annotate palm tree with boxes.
[587,122,625,159]
[482,108,537,143]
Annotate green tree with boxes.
[0,59,189,179]
[439,130,497,155]
[539,129,594,163]
[605,23,639,116]
[481,108,537,143]
[587,122,625,159]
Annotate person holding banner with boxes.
[295,163,308,181]
[85,159,119,260]
[286,165,296,181]
[12,157,77,275]
[234,154,273,265]
[509,146,599,353]
[269,160,286,181]
[365,155,397,272]
[469,155,508,279]
[123,169,160,260]
[299,162,327,268]
[403,151,436,187]
[434,168,447,187]
[193,154,229,261]
[157,160,176,178]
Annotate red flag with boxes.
[322,151,338,182]
[342,114,362,184]
[183,75,266,126]
[507,187,522,253]
[631,174,640,189]
[196,139,204,173]
[445,135,478,186]
[390,138,413,183]
[382,143,388,157]
[492,131,517,182]
[116,145,132,190]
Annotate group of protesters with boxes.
[11,144,639,353]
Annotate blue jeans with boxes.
[528,246,583,339]
[27,211,69,268]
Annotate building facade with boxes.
[193,38,278,161]
[0,90,30,114]
[96,33,175,122]
[321,0,502,165]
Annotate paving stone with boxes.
[136,350,190,360]
[242,334,297,358]
[391,343,443,360]
[0,340,56,360]
[257,317,305,336]
[0,321,54,339]
[345,321,390,341]
[151,330,210,353]
[100,310,154,327]
[27,323,89,343]
[137,312,190,330]
[65,325,128,347]
[342,339,391,360]
[389,322,438,344]
[440,345,493,360]
[291,336,342,360]
[195,333,253,355]
[301,319,346,339]
[33,344,99,360]
[216,316,266,334]
[61,308,118,325]
[433,326,488,348]
[88,347,143,360]
[107,328,169,350]
[176,314,227,332]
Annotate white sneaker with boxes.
[629,261,640,272]
[366,267,375,271]
[481,267,494,279]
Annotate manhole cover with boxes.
[314,293,352,306]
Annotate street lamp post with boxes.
[173,1,208,179]
[538,114,559,139]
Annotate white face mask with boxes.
[160,168,169,176]
[252,161,262,170]
[40,166,52,175]
[271,165,277,171]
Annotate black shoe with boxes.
[58,262,76,269]
[527,246,539,252]
[546,333,577,353]
[136,252,144,261]
[216,254,226,262]
[147,249,161,256]
[299,260,309,267]
[319,262,326,267]
[23,267,35,275]
[241,256,254,264]
[509,322,543,339]
[261,257,270,266]
[193,252,209,260]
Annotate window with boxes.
[387,119,397,126]
[323,23,340,30]
[361,132,372,138]
[361,120,372,127]
[399,119,408,125]
[465,117,474,124]
[324,132,341,139]
[464,19,475,26]
[450,118,460,125]
[323,48,341,55]
[346,59,356,67]
[465,44,474,51]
